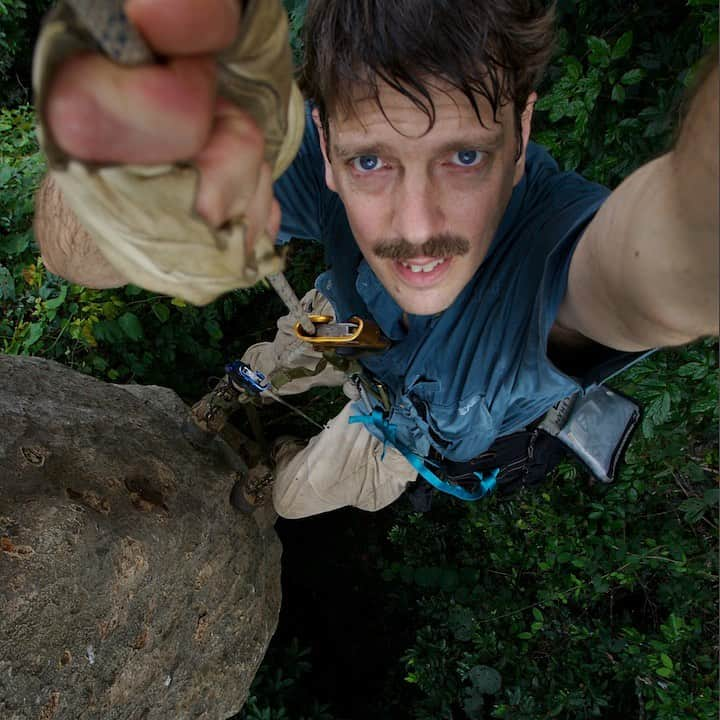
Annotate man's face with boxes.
[315,81,534,315]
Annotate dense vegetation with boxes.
[1,1,717,719]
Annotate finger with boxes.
[241,162,275,256]
[266,198,282,241]
[47,54,216,163]
[126,0,240,55]
[194,101,266,227]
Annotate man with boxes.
[34,0,718,518]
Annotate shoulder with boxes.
[273,102,337,244]
[523,143,610,212]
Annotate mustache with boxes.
[373,233,470,260]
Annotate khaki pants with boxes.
[241,289,417,519]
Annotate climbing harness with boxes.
[345,362,644,505]
[349,409,498,501]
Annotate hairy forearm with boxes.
[34,175,127,288]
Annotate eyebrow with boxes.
[331,133,505,161]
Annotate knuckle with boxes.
[194,189,225,228]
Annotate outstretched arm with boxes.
[558,51,719,351]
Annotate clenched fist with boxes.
[34,0,304,304]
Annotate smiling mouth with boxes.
[393,257,452,285]
[398,258,448,273]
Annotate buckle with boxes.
[293,314,391,352]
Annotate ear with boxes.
[312,107,338,193]
[513,92,537,186]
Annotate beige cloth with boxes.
[32,0,305,305]
[241,289,418,519]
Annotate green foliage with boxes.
[379,341,718,719]
[0,0,53,105]
[234,638,335,720]
[283,0,308,67]
[534,0,718,187]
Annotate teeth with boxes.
[400,259,445,273]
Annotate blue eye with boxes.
[352,155,384,172]
[452,150,485,167]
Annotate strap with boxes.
[268,358,328,389]
[580,349,655,388]
[349,410,498,502]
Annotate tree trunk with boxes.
[0,355,281,720]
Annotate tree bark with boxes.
[0,355,281,720]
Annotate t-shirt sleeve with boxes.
[521,145,627,392]
[529,155,611,351]
[490,144,614,433]
[272,103,328,245]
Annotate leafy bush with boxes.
[235,638,334,720]
[534,0,718,186]
[0,0,52,105]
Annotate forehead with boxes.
[329,78,511,146]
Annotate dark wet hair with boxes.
[299,0,556,155]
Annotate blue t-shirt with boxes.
[273,107,611,462]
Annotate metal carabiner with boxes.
[293,314,391,352]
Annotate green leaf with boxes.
[621,68,645,86]
[660,653,674,669]
[23,322,43,349]
[118,312,144,341]
[612,31,633,59]
[44,285,67,310]
[646,392,672,426]
[152,303,170,323]
[467,665,502,695]
[532,608,544,622]
[93,319,124,344]
[563,55,584,82]
[679,497,706,524]
[587,36,611,67]
[414,566,442,588]
[439,567,459,591]
[611,84,626,103]
[463,687,485,718]
[2,231,31,256]
[656,666,673,678]
[677,362,709,380]
[204,319,223,341]
[703,488,720,505]
[0,265,15,301]
[448,606,474,641]
[517,632,533,640]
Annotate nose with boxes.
[391,173,445,247]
